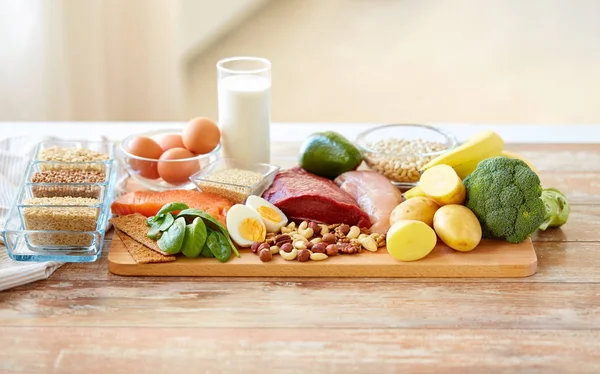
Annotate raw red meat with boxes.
[262,168,371,227]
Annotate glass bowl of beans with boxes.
[355,124,458,187]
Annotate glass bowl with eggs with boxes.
[119,118,222,191]
[355,124,458,187]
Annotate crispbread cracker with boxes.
[109,213,171,256]
[115,229,176,264]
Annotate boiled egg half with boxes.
[226,204,266,247]
[245,195,288,233]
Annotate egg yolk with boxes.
[256,206,282,223]
[239,218,266,242]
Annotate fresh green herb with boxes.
[157,216,186,254]
[177,208,240,257]
[156,202,189,217]
[158,213,175,231]
[181,217,207,258]
[204,230,232,262]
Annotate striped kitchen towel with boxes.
[0,135,126,291]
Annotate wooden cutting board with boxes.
[107,235,537,278]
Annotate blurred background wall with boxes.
[1,0,599,124]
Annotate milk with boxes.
[218,74,271,164]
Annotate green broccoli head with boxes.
[463,156,545,243]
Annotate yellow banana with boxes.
[421,130,504,178]
[403,185,426,199]
[501,150,539,175]
[451,158,483,179]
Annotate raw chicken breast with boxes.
[334,170,403,233]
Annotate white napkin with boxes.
[0,135,126,292]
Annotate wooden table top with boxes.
[2,137,600,373]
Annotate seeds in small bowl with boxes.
[355,124,457,184]
[364,138,447,183]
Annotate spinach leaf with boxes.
[200,242,215,258]
[158,213,175,231]
[181,217,207,258]
[177,208,240,257]
[204,230,232,262]
[157,217,186,254]
[210,230,233,263]
[148,213,165,225]
[156,202,189,217]
[147,217,164,240]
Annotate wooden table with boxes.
[1,123,600,373]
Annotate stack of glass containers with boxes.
[2,140,118,262]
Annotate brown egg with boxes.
[156,133,185,152]
[157,147,200,185]
[126,136,163,179]
[183,117,221,154]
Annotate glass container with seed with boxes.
[190,158,280,204]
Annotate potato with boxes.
[433,205,482,252]
[419,164,466,206]
[389,196,440,227]
[386,220,437,261]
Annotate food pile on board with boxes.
[111,120,570,264]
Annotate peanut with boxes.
[270,245,280,255]
[293,240,307,250]
[310,237,322,245]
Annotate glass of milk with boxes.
[217,57,271,164]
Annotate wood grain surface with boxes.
[1,141,600,373]
[108,238,537,278]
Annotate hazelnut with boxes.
[257,243,270,253]
[258,248,272,262]
[311,243,326,254]
[305,241,314,249]
[308,221,320,232]
[339,224,350,235]
[322,233,336,244]
[297,249,311,262]
[326,244,339,256]
[251,242,262,253]
[280,243,293,253]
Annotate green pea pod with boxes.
[158,213,175,231]
[156,202,190,217]
[205,230,232,263]
[147,217,164,240]
[181,217,207,258]
[157,217,186,254]
[177,208,240,257]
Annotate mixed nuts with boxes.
[251,221,385,263]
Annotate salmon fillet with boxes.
[111,190,233,225]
